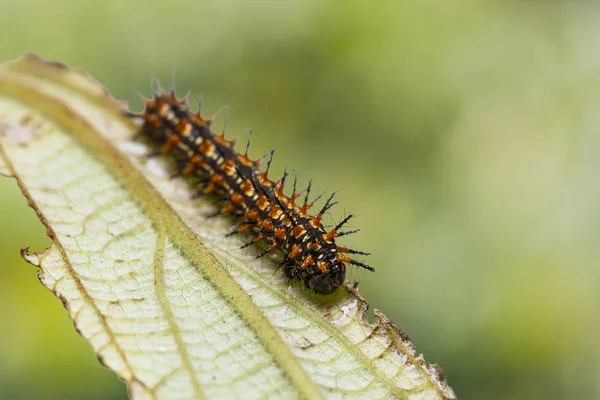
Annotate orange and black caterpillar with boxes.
[128,85,374,294]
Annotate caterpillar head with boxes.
[305,262,346,295]
[287,250,347,295]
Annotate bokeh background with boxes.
[1,1,600,399]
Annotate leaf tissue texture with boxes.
[0,54,456,400]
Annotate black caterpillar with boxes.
[129,87,374,294]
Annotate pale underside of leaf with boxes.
[0,156,8,176]
[0,54,455,400]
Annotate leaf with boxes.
[0,53,456,400]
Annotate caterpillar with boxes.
[128,85,374,294]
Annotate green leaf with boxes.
[0,53,455,400]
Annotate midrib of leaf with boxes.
[0,68,323,399]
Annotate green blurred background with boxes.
[1,1,599,399]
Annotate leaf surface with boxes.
[0,54,455,400]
